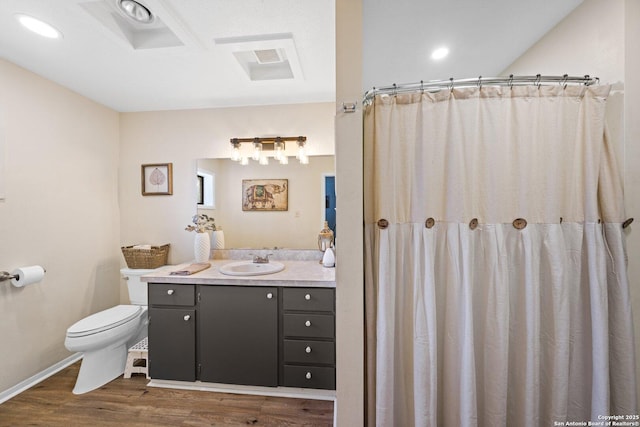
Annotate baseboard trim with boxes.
[147,379,337,401]
[0,353,82,404]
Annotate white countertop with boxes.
[141,259,336,288]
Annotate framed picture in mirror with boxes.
[242,179,288,211]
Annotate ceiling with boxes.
[0,0,583,113]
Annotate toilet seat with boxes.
[66,305,143,338]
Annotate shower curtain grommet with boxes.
[623,217,634,228]
[513,218,527,229]
[425,218,435,228]
[377,219,389,229]
[469,218,478,229]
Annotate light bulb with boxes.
[252,141,262,161]
[259,154,269,165]
[231,146,240,161]
[279,155,289,165]
[240,156,249,166]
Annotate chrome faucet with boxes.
[252,254,272,264]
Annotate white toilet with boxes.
[64,267,160,394]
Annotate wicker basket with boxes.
[121,244,170,269]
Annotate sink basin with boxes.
[219,261,285,276]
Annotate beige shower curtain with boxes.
[364,85,637,427]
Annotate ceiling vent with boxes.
[254,49,283,65]
[214,33,303,82]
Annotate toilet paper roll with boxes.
[11,265,45,288]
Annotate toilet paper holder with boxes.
[1,267,47,284]
[0,271,18,282]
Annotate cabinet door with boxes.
[148,307,196,381]
[198,286,278,386]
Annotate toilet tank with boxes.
[120,267,163,305]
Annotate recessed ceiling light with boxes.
[118,0,154,24]
[431,47,449,60]
[16,14,62,39]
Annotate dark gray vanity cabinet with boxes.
[198,286,278,386]
[148,283,196,381]
[281,287,336,390]
[147,283,335,391]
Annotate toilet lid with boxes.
[67,305,143,338]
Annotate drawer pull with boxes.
[167,289,174,295]
[266,292,273,299]
[305,346,312,354]
[305,372,312,380]
[183,314,191,321]
[304,294,311,300]
[305,320,311,327]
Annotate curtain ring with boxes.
[449,77,454,93]
[377,219,389,229]
[420,80,424,94]
[559,217,563,224]
[508,74,514,90]
[622,218,634,229]
[425,218,435,229]
[477,76,482,89]
[535,74,542,89]
[513,218,527,230]
[561,74,568,90]
[469,218,478,230]
[392,83,397,97]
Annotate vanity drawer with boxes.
[283,313,334,339]
[283,365,335,390]
[283,288,334,312]
[283,339,335,364]
[148,283,195,307]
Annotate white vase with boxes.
[211,230,225,249]
[194,232,211,262]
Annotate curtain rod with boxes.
[363,74,599,104]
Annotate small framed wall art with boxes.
[141,163,173,195]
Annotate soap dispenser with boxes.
[322,247,335,268]
[318,221,335,267]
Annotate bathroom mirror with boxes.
[196,156,335,250]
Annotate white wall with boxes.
[0,59,121,393]
[503,0,640,405]
[197,156,335,249]
[335,0,365,425]
[118,102,335,270]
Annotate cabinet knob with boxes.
[305,372,312,380]
[183,314,191,321]
[266,292,273,299]
[167,289,174,295]
[305,346,312,354]
[305,320,311,327]
[304,293,311,300]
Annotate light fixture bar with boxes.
[231,136,306,144]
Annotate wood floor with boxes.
[0,362,334,426]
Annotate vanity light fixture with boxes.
[16,14,62,39]
[230,136,308,165]
[118,0,154,24]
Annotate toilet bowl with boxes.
[64,267,161,394]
